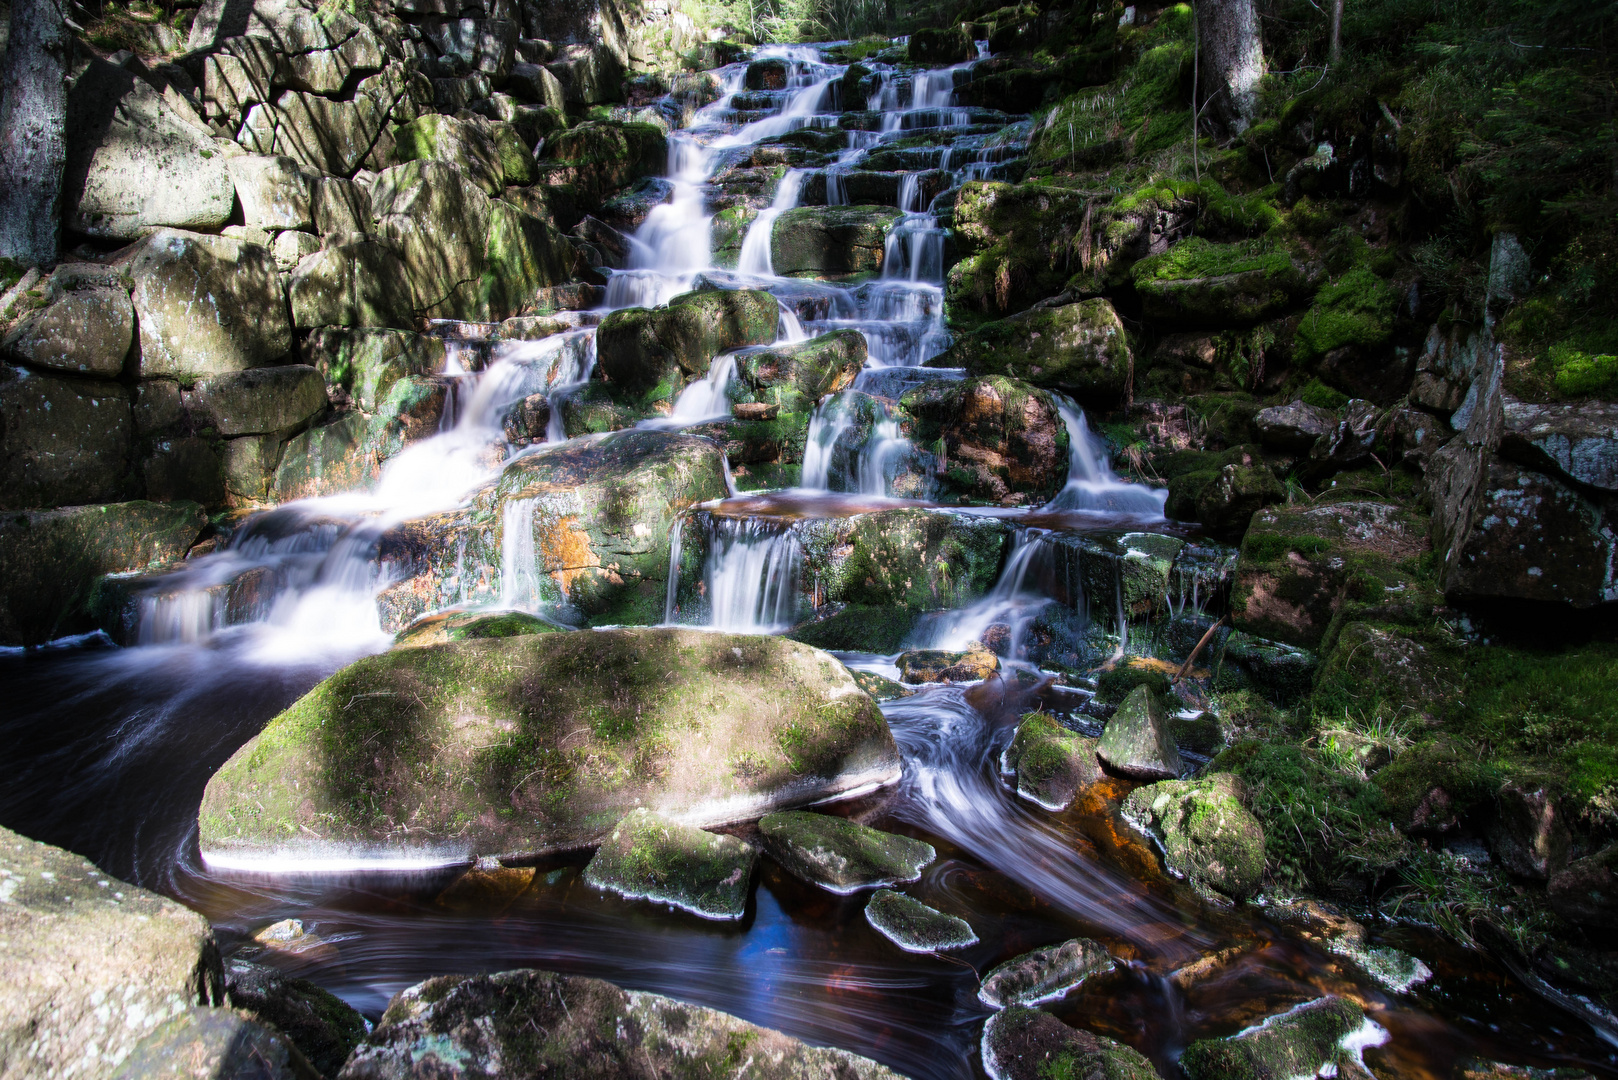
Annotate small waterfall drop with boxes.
[704,518,802,633]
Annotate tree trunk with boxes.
[1196,0,1264,135]
[0,0,70,269]
[1328,0,1344,64]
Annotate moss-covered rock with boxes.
[758,811,935,894]
[800,508,1012,614]
[1213,631,1319,706]
[927,298,1132,406]
[895,643,1001,683]
[946,181,1102,316]
[1001,713,1103,811]
[394,608,564,647]
[534,120,668,206]
[734,329,865,414]
[908,26,972,64]
[864,889,977,952]
[978,938,1115,1009]
[303,327,447,413]
[342,968,904,1079]
[224,958,367,1077]
[1295,267,1399,362]
[1123,773,1266,901]
[392,113,504,195]
[113,1006,305,1080]
[771,205,902,278]
[1097,685,1183,780]
[1132,238,1313,326]
[198,628,900,865]
[787,604,919,653]
[1178,997,1372,1080]
[1371,738,1494,833]
[273,377,447,502]
[596,289,779,408]
[583,809,758,920]
[899,376,1069,505]
[981,1007,1160,1080]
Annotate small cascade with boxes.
[737,169,807,277]
[1043,399,1170,516]
[703,518,802,633]
[854,408,912,497]
[500,498,541,611]
[800,390,859,490]
[646,354,737,429]
[914,527,1051,658]
[777,303,808,342]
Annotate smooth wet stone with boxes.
[758,811,935,894]
[864,889,977,953]
[981,1006,1159,1080]
[1123,773,1266,902]
[849,669,914,702]
[978,938,1115,1008]
[224,958,368,1077]
[770,204,903,278]
[896,644,1000,684]
[595,288,779,407]
[1001,713,1103,811]
[335,968,904,1079]
[1179,997,1378,1080]
[584,809,757,920]
[1097,685,1183,780]
[111,1006,309,1080]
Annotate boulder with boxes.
[129,230,294,381]
[198,628,900,865]
[1178,997,1376,1080]
[1309,622,1455,725]
[584,809,757,920]
[1122,773,1266,901]
[981,1007,1160,1080]
[1097,685,1183,780]
[63,60,235,239]
[758,811,935,894]
[311,176,373,236]
[1132,238,1312,326]
[744,57,788,90]
[536,121,665,205]
[421,17,518,82]
[909,26,972,64]
[895,644,1001,683]
[1,284,134,377]
[544,42,625,105]
[596,289,779,403]
[0,366,132,510]
[900,376,1070,505]
[111,1006,312,1080]
[223,959,367,1077]
[1487,782,1571,881]
[272,378,445,500]
[0,825,224,1078]
[978,939,1115,1009]
[271,230,322,273]
[734,329,865,414]
[335,969,903,1079]
[287,239,415,329]
[928,299,1132,406]
[238,88,393,177]
[771,205,902,277]
[304,327,447,412]
[1410,323,1490,415]
[947,182,1100,316]
[1548,844,1618,929]
[183,366,327,436]
[1254,401,1337,453]
[508,61,567,111]
[392,113,504,195]
[1499,398,1618,493]
[801,508,1012,614]
[226,154,315,232]
[1001,713,1103,811]
[864,889,977,952]
[1167,458,1286,540]
[394,608,563,647]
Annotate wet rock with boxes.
[1132,238,1312,326]
[226,155,315,233]
[535,121,666,205]
[981,1006,1159,1080]
[1548,844,1618,929]
[303,327,446,413]
[183,366,328,437]
[435,860,538,913]
[1179,997,1377,1080]
[502,392,553,444]
[908,26,972,64]
[1097,685,1184,780]
[978,938,1115,1009]
[1255,401,1337,453]
[287,238,416,330]
[1455,1062,1601,1080]
[111,1006,314,1080]
[896,644,1001,683]
[1038,530,1188,632]
[788,604,918,654]
[1487,782,1571,881]
[850,669,914,702]
[758,811,935,893]
[1500,398,1618,493]
[948,182,1119,316]
[864,889,977,952]
[272,378,447,501]
[735,329,866,414]
[129,230,294,380]
[336,968,903,1079]
[744,57,788,90]
[1213,630,1320,706]
[584,809,758,920]
[199,628,900,865]
[1187,462,1287,539]
[1410,323,1490,416]
[394,608,564,647]
[771,205,903,278]
[1265,899,1431,993]
[1123,773,1265,901]
[597,289,779,406]
[900,376,1070,505]
[0,824,224,1076]
[224,959,367,1077]
[928,299,1133,407]
[1,283,134,377]
[393,113,505,195]
[800,510,1013,618]
[1001,713,1103,811]
[0,367,133,510]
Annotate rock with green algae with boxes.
[980,1006,1160,1080]
[1264,900,1431,993]
[335,968,905,1079]
[900,376,1070,506]
[1213,631,1319,706]
[393,608,565,647]
[850,669,914,702]
[1097,685,1183,780]
[1131,237,1314,326]
[392,112,504,195]
[533,120,668,205]
[978,939,1115,1008]
[734,329,866,414]
[111,1007,311,1080]
[1001,713,1103,811]
[1122,773,1266,902]
[596,289,780,407]
[759,811,935,894]
[198,627,901,865]
[794,508,1013,616]
[302,326,446,413]
[223,958,367,1077]
[583,809,758,920]
[896,644,1001,684]
[273,376,448,502]
[864,890,978,953]
[927,299,1132,407]
[770,205,902,278]
[1178,997,1379,1080]
[788,604,919,654]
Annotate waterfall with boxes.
[500,498,540,611]
[1043,399,1169,516]
[704,518,802,633]
[913,527,1050,656]
[644,354,737,429]
[737,169,806,277]
[800,391,857,490]
[854,409,911,497]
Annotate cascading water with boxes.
[702,518,802,633]
[737,169,806,276]
[1043,399,1170,515]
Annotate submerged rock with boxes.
[584,809,758,920]
[335,968,904,1079]
[1097,685,1184,780]
[758,811,935,894]
[864,890,978,953]
[224,959,368,1077]
[112,1006,312,1080]
[1122,773,1266,901]
[1001,713,1103,811]
[198,628,900,865]
[981,1006,1159,1080]
[896,644,1001,683]
[1178,997,1380,1080]
[978,938,1115,1008]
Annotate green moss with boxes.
[1547,345,1618,398]
[787,604,916,653]
[1299,378,1348,410]
[1134,236,1297,284]
[1372,738,1495,829]
[1295,267,1398,360]
[1095,663,1172,704]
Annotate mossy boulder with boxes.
[1214,631,1320,707]
[394,608,563,647]
[734,329,865,414]
[895,643,1001,683]
[1163,454,1285,540]
[198,628,900,865]
[596,289,779,407]
[583,809,758,920]
[978,939,1115,1009]
[1132,238,1313,326]
[800,508,1012,613]
[758,811,935,893]
[224,959,367,1077]
[1097,685,1183,780]
[981,1007,1160,1080]
[900,376,1069,505]
[946,181,1095,316]
[864,889,977,952]
[908,26,972,64]
[928,298,1132,406]
[113,1007,305,1080]
[341,968,904,1079]
[303,326,446,413]
[771,205,902,278]
[1371,738,1494,833]
[1310,622,1458,727]
[392,113,504,195]
[1295,267,1399,362]
[1548,844,1618,929]
[787,604,918,653]
[1002,713,1103,811]
[1123,773,1266,901]
[534,120,668,206]
[1179,997,1370,1080]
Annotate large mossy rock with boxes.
[287,238,416,330]
[583,809,758,920]
[771,205,902,278]
[198,628,900,865]
[978,938,1115,1009]
[392,113,505,195]
[272,377,446,502]
[112,1006,309,1080]
[1179,997,1370,1080]
[981,1006,1160,1080]
[758,811,935,893]
[303,327,447,413]
[900,375,1070,505]
[335,968,904,1079]
[1131,238,1313,326]
[596,289,779,406]
[182,366,328,437]
[1097,685,1183,780]
[1002,713,1103,811]
[535,121,667,206]
[1122,773,1266,901]
[799,508,1012,614]
[735,329,866,414]
[1,281,134,377]
[0,825,224,1078]
[929,299,1131,406]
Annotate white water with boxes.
[1043,400,1170,515]
[703,518,802,632]
[737,169,807,277]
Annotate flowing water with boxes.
[2,40,1615,1080]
